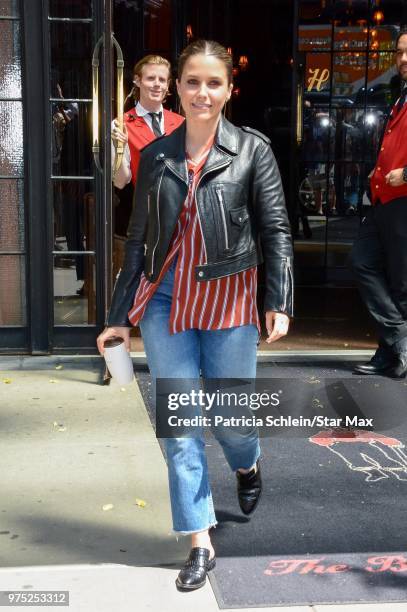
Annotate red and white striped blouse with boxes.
[128,145,260,334]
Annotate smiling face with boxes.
[396,34,407,82]
[134,63,170,109]
[176,53,233,124]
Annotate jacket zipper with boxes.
[150,169,164,275]
[194,160,232,262]
[280,258,292,313]
[144,194,151,256]
[215,186,230,251]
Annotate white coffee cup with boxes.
[104,337,134,385]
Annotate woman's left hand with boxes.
[265,311,290,344]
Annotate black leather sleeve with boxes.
[105,151,151,327]
[252,141,294,317]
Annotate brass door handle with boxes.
[112,35,125,178]
[296,81,303,147]
[92,35,103,174]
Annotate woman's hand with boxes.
[97,326,131,355]
[265,311,290,344]
[111,118,128,148]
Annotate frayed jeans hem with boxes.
[171,522,218,536]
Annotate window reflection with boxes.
[49,0,92,19]
[52,180,94,255]
[0,0,19,17]
[299,24,332,52]
[366,52,399,106]
[303,104,333,162]
[331,52,367,99]
[54,254,96,325]
[50,22,92,99]
[51,100,93,177]
[333,26,368,51]
[298,163,336,217]
[144,0,171,50]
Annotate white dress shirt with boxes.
[111,101,164,189]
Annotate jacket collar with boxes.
[389,97,407,129]
[161,115,238,183]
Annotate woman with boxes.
[98,39,293,591]
[112,54,184,189]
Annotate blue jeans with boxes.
[139,259,260,534]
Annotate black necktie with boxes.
[148,112,162,137]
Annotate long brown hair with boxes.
[177,40,233,85]
[124,55,171,112]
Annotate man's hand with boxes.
[265,311,290,344]
[385,168,405,187]
[112,118,128,148]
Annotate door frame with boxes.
[20,0,113,354]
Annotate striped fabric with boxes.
[128,147,260,334]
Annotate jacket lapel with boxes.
[161,116,239,184]
[198,116,238,176]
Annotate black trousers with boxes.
[350,198,407,348]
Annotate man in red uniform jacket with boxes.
[351,28,407,378]
[111,56,184,189]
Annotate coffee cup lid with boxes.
[104,337,124,348]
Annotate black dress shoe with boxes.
[384,352,407,379]
[175,547,216,591]
[236,459,262,515]
[353,346,396,375]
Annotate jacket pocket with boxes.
[228,205,251,255]
[215,186,230,252]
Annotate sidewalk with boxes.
[0,356,405,612]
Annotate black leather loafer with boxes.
[175,547,216,591]
[236,459,262,515]
[353,346,396,375]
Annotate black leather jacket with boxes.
[106,116,293,327]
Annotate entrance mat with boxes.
[210,552,407,608]
[135,362,407,607]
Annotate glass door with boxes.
[0,0,27,351]
[46,0,110,351]
[47,0,181,352]
[294,0,402,287]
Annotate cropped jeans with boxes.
[139,258,260,534]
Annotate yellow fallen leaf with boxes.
[102,503,114,511]
[53,421,66,429]
[49,379,59,384]
[135,498,147,508]
[55,365,63,370]
[2,378,12,384]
